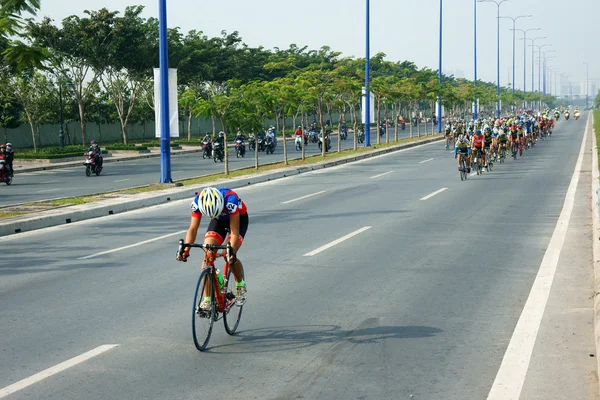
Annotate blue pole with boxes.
[496,5,500,118]
[473,0,478,120]
[437,0,442,133]
[511,21,515,94]
[523,31,527,95]
[364,0,371,147]
[158,0,172,183]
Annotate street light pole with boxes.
[365,0,371,146]
[437,0,443,133]
[479,0,509,118]
[473,0,478,120]
[500,15,532,96]
[584,62,589,109]
[512,28,540,96]
[158,0,172,183]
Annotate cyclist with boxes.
[472,129,484,169]
[455,134,471,172]
[177,187,248,311]
[483,127,494,169]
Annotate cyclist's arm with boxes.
[228,213,242,253]
[183,215,201,257]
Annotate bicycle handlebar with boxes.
[177,239,233,262]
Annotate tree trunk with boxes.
[36,125,41,147]
[409,103,413,138]
[376,97,381,145]
[98,123,102,143]
[337,109,342,153]
[384,103,389,143]
[3,127,7,143]
[319,103,326,157]
[394,103,399,142]
[122,123,128,145]
[220,117,228,175]
[255,132,259,169]
[431,102,435,135]
[301,118,306,161]
[281,113,288,165]
[78,101,86,145]
[327,104,333,130]
[211,115,216,135]
[187,106,192,141]
[417,109,421,137]
[26,112,36,152]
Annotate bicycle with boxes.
[177,240,245,351]
[473,148,483,175]
[458,155,468,181]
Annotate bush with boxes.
[15,152,84,159]
[136,141,180,148]
[105,144,148,151]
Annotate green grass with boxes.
[0,211,29,219]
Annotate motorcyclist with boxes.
[87,140,103,167]
[4,143,14,177]
[266,128,277,149]
[295,125,307,145]
[235,130,246,155]
[0,144,12,177]
[202,133,213,156]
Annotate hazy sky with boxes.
[38,0,599,95]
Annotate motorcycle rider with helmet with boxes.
[3,143,14,177]
[87,140,103,168]
[235,130,246,156]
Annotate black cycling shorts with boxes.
[205,213,249,245]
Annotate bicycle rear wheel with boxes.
[223,265,245,335]
[192,269,216,351]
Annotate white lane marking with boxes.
[419,158,434,164]
[0,344,119,399]
[486,111,589,400]
[370,171,394,179]
[113,178,130,183]
[281,190,327,204]
[304,226,371,256]
[36,188,61,193]
[420,187,447,201]
[78,230,187,260]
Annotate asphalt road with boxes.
[2,126,424,207]
[0,115,592,399]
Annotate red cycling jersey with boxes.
[472,134,484,148]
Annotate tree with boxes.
[11,71,52,151]
[0,79,22,142]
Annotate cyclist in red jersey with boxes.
[472,129,485,167]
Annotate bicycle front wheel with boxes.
[223,265,245,335]
[192,269,216,351]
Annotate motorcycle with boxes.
[400,120,406,130]
[235,140,246,158]
[564,112,570,121]
[257,136,265,152]
[574,111,580,120]
[358,130,365,144]
[309,130,319,143]
[83,151,102,176]
[0,154,12,185]
[202,140,212,159]
[249,135,256,151]
[340,127,348,140]
[212,142,224,163]
[318,133,331,152]
[265,136,274,154]
[295,135,303,151]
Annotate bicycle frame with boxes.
[178,240,237,314]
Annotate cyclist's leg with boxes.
[201,219,228,307]
[225,213,249,302]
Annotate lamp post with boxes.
[478,0,509,118]
[473,0,478,120]
[364,0,371,146]
[543,56,555,95]
[512,28,540,95]
[584,62,589,109]
[522,36,546,96]
[499,15,532,95]
[437,0,443,133]
[158,0,172,183]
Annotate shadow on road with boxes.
[207,323,442,354]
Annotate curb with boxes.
[591,111,600,392]
[0,135,443,236]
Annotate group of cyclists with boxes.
[450,106,579,174]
